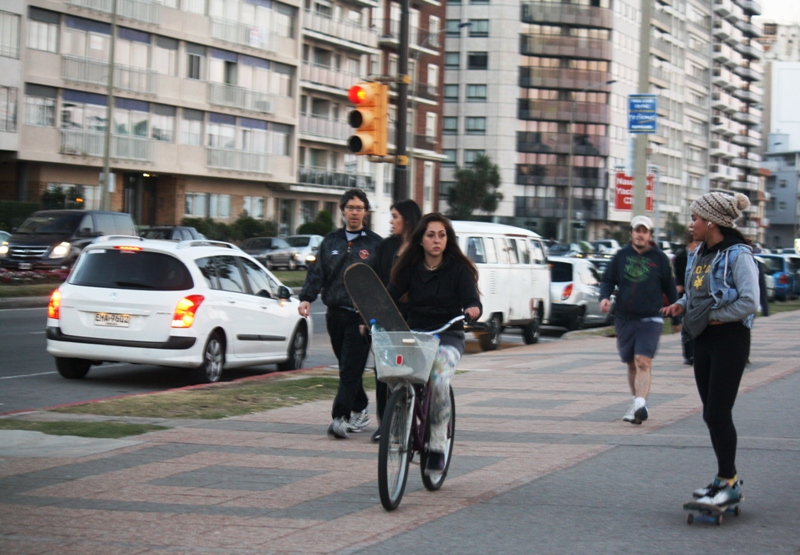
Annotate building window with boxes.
[152,36,178,76]
[466,84,487,102]
[0,12,20,58]
[27,8,59,53]
[779,201,787,210]
[24,84,56,127]
[182,109,203,145]
[464,149,484,164]
[187,45,204,80]
[444,84,458,102]
[243,196,264,219]
[425,112,437,139]
[272,123,292,156]
[780,179,787,188]
[468,19,489,37]
[424,161,434,201]
[446,19,464,36]
[426,64,439,95]
[467,52,488,70]
[208,120,235,149]
[440,181,454,200]
[185,192,208,217]
[209,194,231,218]
[443,116,457,134]
[151,105,175,142]
[442,149,456,165]
[466,117,485,135]
[470,0,489,4]
[445,52,460,68]
[0,86,17,132]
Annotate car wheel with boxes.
[288,258,297,271]
[266,258,274,271]
[567,308,585,331]
[55,357,91,379]
[478,314,502,351]
[522,311,541,345]
[195,331,224,384]
[278,325,308,371]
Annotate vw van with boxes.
[452,221,551,350]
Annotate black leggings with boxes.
[693,322,750,479]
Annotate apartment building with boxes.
[758,20,800,62]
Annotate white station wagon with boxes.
[46,237,311,384]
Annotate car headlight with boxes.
[49,242,71,259]
[306,255,316,263]
[0,243,7,257]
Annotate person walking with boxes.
[298,189,382,439]
[672,232,699,364]
[662,192,758,507]
[388,213,482,475]
[599,215,677,425]
[370,199,422,443]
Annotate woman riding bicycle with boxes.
[388,213,482,475]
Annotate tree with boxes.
[296,210,335,235]
[665,213,687,242]
[446,153,503,221]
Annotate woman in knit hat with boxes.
[662,191,759,508]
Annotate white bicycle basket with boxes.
[372,331,441,384]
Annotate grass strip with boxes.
[0,419,168,439]
[49,374,375,420]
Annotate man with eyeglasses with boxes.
[299,189,382,439]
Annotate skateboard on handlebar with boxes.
[344,263,409,332]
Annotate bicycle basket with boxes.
[372,331,441,384]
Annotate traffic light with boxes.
[346,82,388,156]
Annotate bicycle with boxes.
[371,314,465,511]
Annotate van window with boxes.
[95,213,117,235]
[113,214,136,235]
[516,239,531,264]
[505,238,519,264]
[17,212,83,235]
[496,238,510,263]
[485,237,498,263]
[466,237,487,264]
[529,239,546,264]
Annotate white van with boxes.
[452,221,551,351]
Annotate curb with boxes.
[0,296,50,309]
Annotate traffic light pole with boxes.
[393,0,410,201]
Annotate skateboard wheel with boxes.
[687,514,694,525]
[734,506,741,517]
[715,515,723,526]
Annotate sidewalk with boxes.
[1,312,799,554]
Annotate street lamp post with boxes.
[566,79,616,244]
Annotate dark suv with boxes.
[0,210,137,270]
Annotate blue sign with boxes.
[628,94,658,134]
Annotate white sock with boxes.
[634,396,646,409]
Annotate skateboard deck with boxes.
[344,263,409,332]
[683,496,744,525]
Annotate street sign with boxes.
[614,171,654,212]
[628,94,658,134]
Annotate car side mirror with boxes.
[311,246,319,252]
[277,285,292,300]
[77,227,94,237]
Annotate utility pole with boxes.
[393,0,410,201]
[100,0,117,211]
[632,0,653,216]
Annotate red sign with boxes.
[614,172,654,212]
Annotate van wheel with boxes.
[478,315,502,351]
[55,357,91,379]
[195,332,224,384]
[567,308,585,331]
[522,313,541,345]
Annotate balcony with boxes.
[734,65,763,82]
[514,196,607,221]
[650,65,670,84]
[712,116,736,136]
[709,163,736,182]
[713,43,736,65]
[66,0,159,25]
[518,99,610,125]
[207,147,271,174]
[520,3,612,29]
[734,41,763,60]
[712,67,734,88]
[60,129,154,162]
[378,21,441,51]
[518,67,613,92]
[733,87,762,104]
[516,132,609,157]
[736,20,763,38]
[731,177,760,191]
[713,0,734,16]
[734,0,762,16]
[297,166,375,192]
[303,10,378,51]
[413,133,437,151]
[210,17,275,52]
[732,110,760,126]
[62,55,157,95]
[731,156,760,170]
[520,35,612,61]
[301,62,360,94]
[713,19,734,40]
[712,91,733,110]
[299,114,348,143]
[650,35,672,60]
[731,133,761,148]
[516,164,603,188]
[208,83,275,114]
[710,139,736,158]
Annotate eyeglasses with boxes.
[344,206,366,213]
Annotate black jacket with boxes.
[599,242,677,320]
[373,235,402,286]
[299,227,382,310]
[388,256,482,332]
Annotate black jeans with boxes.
[693,322,750,479]
[326,308,371,420]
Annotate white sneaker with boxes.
[327,417,349,439]
[632,397,648,425]
[347,410,370,433]
[696,480,742,507]
[623,401,636,422]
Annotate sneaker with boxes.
[622,401,637,423]
[327,417,349,439]
[370,428,381,443]
[634,404,648,424]
[693,477,724,499]
[425,451,445,475]
[696,480,742,507]
[347,410,370,433]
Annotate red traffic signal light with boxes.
[346,82,388,156]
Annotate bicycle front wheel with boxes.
[378,386,413,511]
[421,384,456,491]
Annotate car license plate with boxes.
[18,263,32,270]
[94,312,131,327]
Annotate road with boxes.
[0,300,562,414]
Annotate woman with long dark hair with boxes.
[370,199,422,442]
[662,192,758,507]
[388,213,482,475]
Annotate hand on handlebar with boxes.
[464,306,481,323]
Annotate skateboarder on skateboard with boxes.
[298,189,382,439]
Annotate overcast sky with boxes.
[756,0,800,24]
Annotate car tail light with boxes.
[561,283,573,301]
[779,274,788,285]
[48,289,61,320]
[172,295,204,328]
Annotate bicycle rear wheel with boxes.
[421,385,456,491]
[378,386,413,511]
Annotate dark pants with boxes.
[374,372,388,423]
[326,309,370,420]
[693,322,750,479]
[681,325,694,362]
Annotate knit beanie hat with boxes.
[690,192,750,228]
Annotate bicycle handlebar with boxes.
[417,314,466,336]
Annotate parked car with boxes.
[0,230,10,244]
[548,256,611,330]
[45,237,310,384]
[591,239,620,255]
[240,237,297,270]
[775,247,799,255]
[0,210,137,270]
[284,234,323,269]
[757,254,799,301]
[547,242,592,258]
[140,226,204,241]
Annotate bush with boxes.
[0,201,40,232]
[296,210,335,235]
[0,268,69,285]
[230,212,278,242]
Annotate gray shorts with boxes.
[615,317,662,363]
